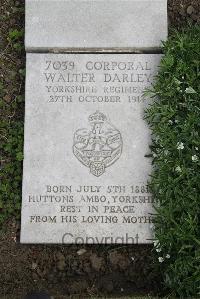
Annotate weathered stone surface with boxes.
[25,0,168,51]
[21,53,161,244]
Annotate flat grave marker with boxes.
[25,0,168,51]
[21,53,161,244]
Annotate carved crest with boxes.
[73,111,123,177]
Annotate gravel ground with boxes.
[0,0,199,298]
[168,0,200,27]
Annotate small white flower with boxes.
[166,254,170,259]
[175,166,182,173]
[131,257,135,261]
[158,257,164,263]
[168,120,173,125]
[153,240,159,247]
[174,119,179,124]
[177,142,184,150]
[192,155,198,162]
[156,248,162,253]
[195,147,198,151]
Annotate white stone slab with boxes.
[25,0,167,51]
[21,53,161,244]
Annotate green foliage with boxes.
[0,121,24,223]
[8,28,24,52]
[0,19,25,224]
[145,26,200,297]
[0,78,24,223]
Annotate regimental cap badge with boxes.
[73,111,123,177]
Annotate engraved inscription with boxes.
[21,54,162,244]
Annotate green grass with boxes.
[145,25,200,298]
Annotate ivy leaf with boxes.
[185,87,197,94]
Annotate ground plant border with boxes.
[145,25,200,298]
